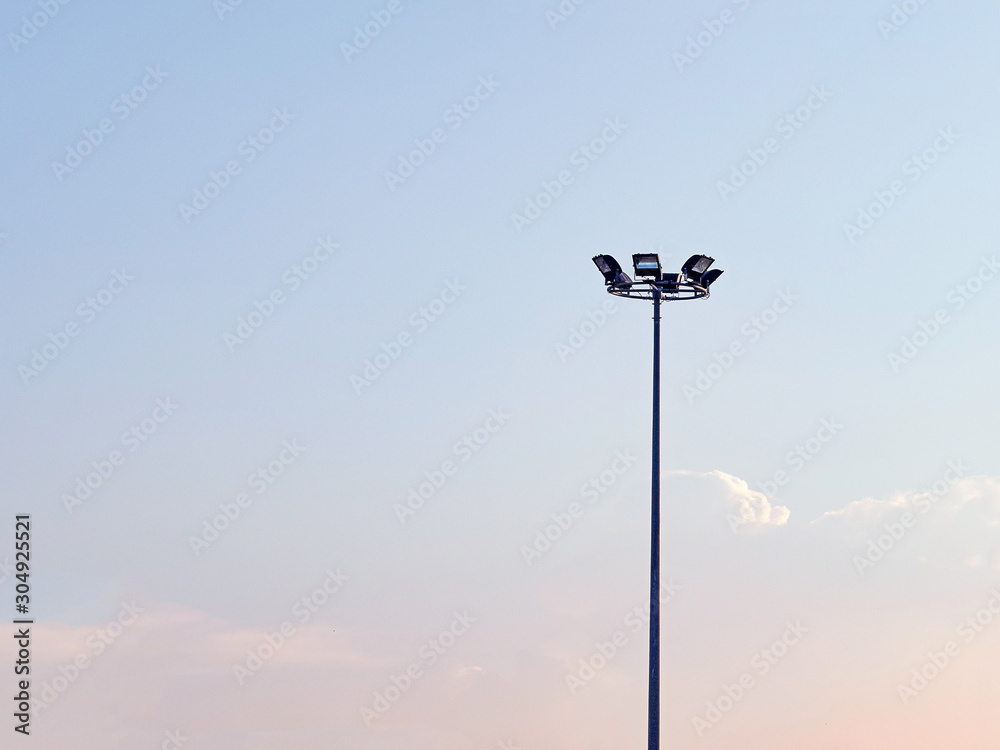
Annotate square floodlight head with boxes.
[632,253,661,279]
[702,268,724,288]
[592,254,625,284]
[682,254,715,278]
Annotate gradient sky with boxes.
[2,0,1000,748]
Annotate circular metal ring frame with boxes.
[605,279,710,302]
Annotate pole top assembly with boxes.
[592,253,723,301]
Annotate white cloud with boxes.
[668,469,790,533]
[809,475,1000,573]
[709,470,791,530]
[811,476,1000,530]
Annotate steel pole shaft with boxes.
[648,289,661,750]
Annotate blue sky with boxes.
[2,1,1000,748]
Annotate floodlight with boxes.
[592,254,631,285]
[681,254,715,281]
[632,253,662,279]
[701,269,724,288]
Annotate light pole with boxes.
[591,252,723,750]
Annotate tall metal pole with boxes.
[648,289,661,750]
[592,252,720,748]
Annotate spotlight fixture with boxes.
[591,254,632,285]
[632,253,663,279]
[681,254,715,284]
